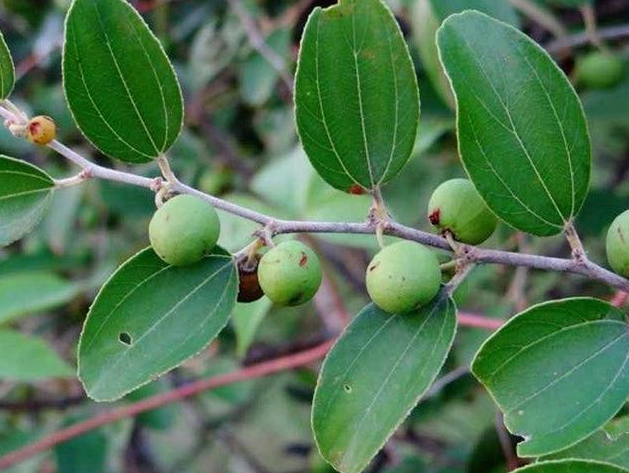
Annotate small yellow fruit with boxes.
[25,115,57,145]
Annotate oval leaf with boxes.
[63,0,183,163]
[0,330,73,381]
[312,295,456,473]
[295,0,419,193]
[472,298,629,457]
[0,156,55,247]
[79,247,237,401]
[514,459,629,473]
[437,11,591,236]
[0,29,14,99]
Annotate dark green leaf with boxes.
[63,0,183,163]
[0,29,14,99]
[0,155,55,247]
[0,330,73,381]
[0,271,79,324]
[313,295,457,473]
[472,298,629,457]
[437,11,591,236]
[78,247,238,402]
[513,459,629,473]
[295,0,419,192]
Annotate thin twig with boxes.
[0,340,335,470]
[228,0,294,92]
[546,23,629,54]
[1,102,628,293]
[509,0,568,39]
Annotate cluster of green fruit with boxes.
[366,178,497,313]
[147,178,498,315]
[148,194,323,306]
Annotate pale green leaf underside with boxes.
[472,298,629,457]
[313,295,456,473]
[63,0,183,164]
[79,247,237,402]
[437,11,591,236]
[0,29,15,99]
[545,417,629,469]
[0,330,73,381]
[295,0,419,193]
[0,155,55,247]
[0,271,79,325]
[515,460,629,473]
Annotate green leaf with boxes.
[295,0,420,193]
[0,29,14,99]
[544,417,629,468]
[78,247,238,402]
[232,297,272,358]
[0,330,73,381]
[312,295,456,473]
[63,0,183,163]
[437,11,591,236]
[472,298,629,457]
[513,459,629,473]
[0,156,55,247]
[0,271,79,324]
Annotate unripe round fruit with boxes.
[258,241,322,306]
[25,115,56,145]
[366,241,441,314]
[606,210,629,276]
[237,254,264,303]
[149,194,220,266]
[575,51,625,90]
[428,178,497,245]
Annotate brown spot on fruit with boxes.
[368,261,380,272]
[348,184,366,195]
[299,251,308,266]
[429,209,440,225]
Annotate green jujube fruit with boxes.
[148,194,220,266]
[366,241,441,314]
[258,241,322,306]
[606,209,629,276]
[428,178,498,245]
[575,51,625,90]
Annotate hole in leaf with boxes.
[119,332,133,346]
[343,384,352,393]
